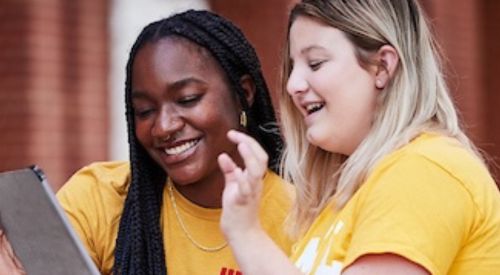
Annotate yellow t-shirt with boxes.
[291,133,500,275]
[56,161,294,275]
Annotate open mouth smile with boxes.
[165,138,201,155]
[305,102,325,115]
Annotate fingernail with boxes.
[228,129,238,137]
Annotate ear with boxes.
[374,45,399,89]
[239,74,256,107]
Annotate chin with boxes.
[306,130,324,148]
[167,173,199,186]
[166,164,206,186]
[306,134,337,154]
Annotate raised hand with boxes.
[217,130,302,275]
[217,130,269,240]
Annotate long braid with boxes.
[114,21,167,275]
[114,9,283,274]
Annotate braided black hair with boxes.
[114,9,283,274]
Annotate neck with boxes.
[173,170,225,208]
[171,147,247,208]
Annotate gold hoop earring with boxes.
[239,111,247,128]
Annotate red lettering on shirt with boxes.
[220,267,242,275]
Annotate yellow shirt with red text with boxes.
[57,161,294,275]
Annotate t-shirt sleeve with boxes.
[259,172,295,256]
[344,154,475,275]
[56,165,108,268]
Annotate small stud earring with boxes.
[375,79,383,89]
[239,111,247,128]
[163,134,172,142]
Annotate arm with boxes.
[218,130,302,275]
[343,254,429,275]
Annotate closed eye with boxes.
[309,60,325,71]
[134,107,156,120]
[177,94,202,106]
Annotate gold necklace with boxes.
[167,181,228,252]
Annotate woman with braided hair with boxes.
[56,9,293,275]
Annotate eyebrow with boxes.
[290,45,326,62]
[301,45,326,55]
[131,77,207,99]
[168,77,206,92]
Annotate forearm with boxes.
[218,131,301,274]
[227,228,302,275]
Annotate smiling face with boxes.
[131,37,241,192]
[286,16,379,156]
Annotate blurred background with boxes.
[1,0,499,191]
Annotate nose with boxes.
[151,106,183,141]
[286,66,308,96]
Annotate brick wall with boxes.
[0,0,109,190]
[0,0,30,178]
[422,0,500,180]
[483,1,500,179]
[209,0,295,105]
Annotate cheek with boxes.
[291,95,302,111]
[134,120,153,146]
[199,104,236,125]
[205,110,239,147]
[191,109,238,144]
[206,98,240,127]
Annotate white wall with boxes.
[109,0,210,160]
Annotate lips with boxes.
[155,137,202,166]
[165,138,200,155]
[305,102,325,114]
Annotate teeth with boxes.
[165,140,198,155]
[306,103,324,113]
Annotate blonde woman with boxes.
[217,0,500,274]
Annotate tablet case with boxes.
[0,167,100,275]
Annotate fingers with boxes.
[233,166,253,199]
[219,130,267,207]
[227,130,268,180]
[11,253,25,274]
[0,230,14,262]
[218,153,240,190]
[0,230,26,275]
[236,142,264,186]
[218,152,238,175]
[218,153,252,204]
[228,130,268,165]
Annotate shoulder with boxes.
[345,134,500,274]
[370,133,494,193]
[56,161,131,228]
[55,161,129,266]
[260,170,295,253]
[57,161,131,201]
[355,133,497,241]
[259,170,294,224]
[261,170,295,207]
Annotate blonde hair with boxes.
[280,0,484,237]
